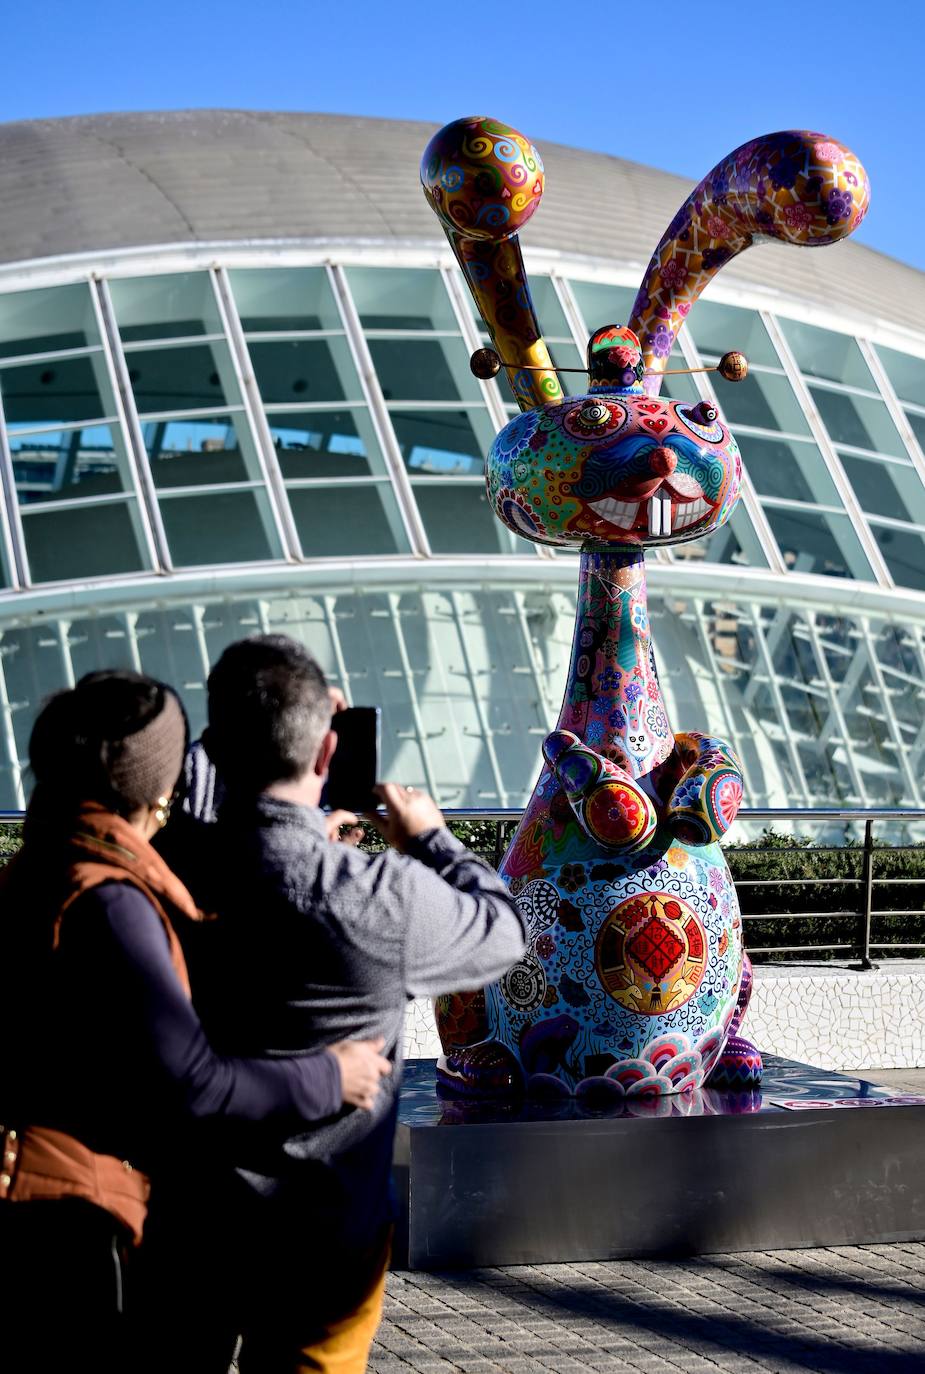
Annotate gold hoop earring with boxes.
[153,796,172,829]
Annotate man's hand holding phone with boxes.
[325,809,365,847]
[365,783,445,853]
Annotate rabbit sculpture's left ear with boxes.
[628,131,871,393]
[421,117,561,412]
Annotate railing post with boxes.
[493,821,505,872]
[857,818,876,971]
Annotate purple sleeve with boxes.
[66,882,342,1124]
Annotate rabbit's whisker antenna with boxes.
[470,348,748,383]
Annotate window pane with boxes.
[127,341,242,414]
[779,319,874,388]
[659,360,700,405]
[672,504,768,568]
[22,501,145,581]
[142,415,255,488]
[270,409,385,479]
[763,506,874,579]
[288,484,410,557]
[1,354,113,427]
[686,301,779,367]
[346,267,457,331]
[0,283,101,358]
[370,338,480,403]
[550,341,587,397]
[716,370,810,434]
[249,337,362,405]
[390,408,494,477]
[413,483,527,554]
[109,272,222,341]
[159,490,277,566]
[840,454,925,525]
[907,410,925,451]
[874,345,925,407]
[869,525,925,591]
[741,434,841,506]
[568,281,636,333]
[11,425,127,505]
[229,267,342,332]
[810,386,904,456]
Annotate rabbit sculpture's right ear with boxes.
[421,116,562,413]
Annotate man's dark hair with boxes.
[205,635,331,792]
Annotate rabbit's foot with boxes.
[705,1034,763,1090]
[436,1040,524,1097]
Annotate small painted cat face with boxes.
[486,326,742,549]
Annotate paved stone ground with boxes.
[372,1244,925,1373]
[372,1068,925,1373]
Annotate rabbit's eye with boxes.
[579,401,610,427]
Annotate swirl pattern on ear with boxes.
[421,116,562,411]
[628,131,871,392]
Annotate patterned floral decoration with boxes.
[423,117,870,1097]
[627,131,871,390]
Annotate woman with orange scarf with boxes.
[0,669,390,1372]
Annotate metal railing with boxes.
[2,806,923,967]
[441,807,925,969]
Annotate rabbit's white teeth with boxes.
[673,497,710,530]
[590,498,639,528]
[648,495,672,536]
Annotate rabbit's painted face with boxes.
[487,326,742,549]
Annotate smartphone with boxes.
[322,706,382,813]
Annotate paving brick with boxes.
[372,1244,925,1372]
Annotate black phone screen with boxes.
[322,706,381,813]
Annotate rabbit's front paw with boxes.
[544,729,658,852]
[664,731,743,845]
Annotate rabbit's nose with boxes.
[650,446,677,477]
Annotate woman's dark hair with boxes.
[28,669,188,816]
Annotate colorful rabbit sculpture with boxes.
[422,118,870,1100]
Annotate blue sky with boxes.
[4,0,925,270]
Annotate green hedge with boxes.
[441,821,925,963]
[3,819,921,961]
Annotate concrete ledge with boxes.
[403,961,925,1071]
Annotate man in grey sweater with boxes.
[156,634,525,1373]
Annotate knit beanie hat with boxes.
[29,673,188,815]
[106,688,187,809]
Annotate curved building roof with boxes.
[1,110,922,339]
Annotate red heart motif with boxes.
[637,401,661,414]
[642,417,669,435]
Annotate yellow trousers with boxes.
[237,1230,392,1374]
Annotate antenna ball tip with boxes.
[421,116,544,243]
[470,347,502,379]
[718,351,748,382]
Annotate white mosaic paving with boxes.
[403,962,925,1070]
[745,962,925,1070]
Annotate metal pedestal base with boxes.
[393,1056,925,1270]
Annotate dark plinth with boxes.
[393,1057,925,1270]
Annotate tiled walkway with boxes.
[373,1244,925,1373]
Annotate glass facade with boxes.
[0,255,923,812]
